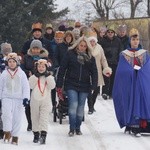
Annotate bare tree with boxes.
[130,0,143,18]
[89,0,126,20]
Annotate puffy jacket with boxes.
[56,49,98,92]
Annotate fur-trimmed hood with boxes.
[27,48,49,58]
[68,36,93,58]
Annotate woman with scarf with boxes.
[56,36,98,136]
[113,28,150,137]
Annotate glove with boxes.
[23,98,29,107]
[56,88,64,101]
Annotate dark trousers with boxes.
[51,88,56,107]
[87,86,100,111]
[25,105,32,128]
[102,64,117,97]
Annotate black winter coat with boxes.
[56,50,98,92]
[100,36,123,65]
[54,42,72,68]
[117,35,129,50]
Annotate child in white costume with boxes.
[0,53,30,145]
[29,59,55,144]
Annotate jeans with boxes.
[66,90,88,130]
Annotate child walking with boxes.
[29,59,55,144]
[0,42,13,139]
[0,52,30,144]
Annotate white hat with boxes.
[88,36,98,43]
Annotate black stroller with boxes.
[53,93,68,124]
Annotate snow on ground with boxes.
[1,95,150,150]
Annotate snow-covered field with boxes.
[1,95,150,150]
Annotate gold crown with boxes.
[36,59,48,66]
[129,28,139,37]
[32,22,42,30]
[55,31,65,38]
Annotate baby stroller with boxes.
[53,92,68,124]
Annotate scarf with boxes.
[77,51,90,65]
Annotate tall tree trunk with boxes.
[130,0,143,18]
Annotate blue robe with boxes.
[112,52,150,128]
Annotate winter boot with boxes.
[102,94,108,100]
[33,132,40,143]
[131,127,141,137]
[0,130,4,139]
[11,136,18,145]
[40,131,47,144]
[124,126,131,134]
[4,131,11,143]
[68,129,74,137]
[76,129,82,135]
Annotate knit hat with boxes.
[100,26,107,33]
[58,24,66,32]
[1,42,12,55]
[88,36,98,43]
[6,52,21,65]
[32,22,42,33]
[55,31,65,39]
[118,24,127,32]
[107,24,115,33]
[30,40,43,49]
[46,23,53,29]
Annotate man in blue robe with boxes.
[112,28,150,137]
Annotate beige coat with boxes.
[29,75,55,132]
[91,43,112,86]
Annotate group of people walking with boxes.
[0,20,150,146]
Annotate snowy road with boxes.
[1,95,150,150]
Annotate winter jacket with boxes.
[117,35,129,50]
[91,43,112,86]
[0,67,30,100]
[100,36,123,65]
[54,42,72,68]
[22,37,53,61]
[44,32,55,41]
[56,49,98,92]
[21,48,49,78]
